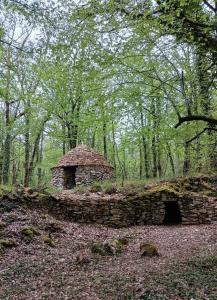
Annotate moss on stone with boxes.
[0,239,17,248]
[21,226,40,240]
[42,235,55,247]
[117,237,129,246]
[91,242,107,255]
[140,241,159,257]
[126,183,183,204]
[0,222,7,230]
[91,239,124,256]
[144,183,182,197]
[104,239,122,255]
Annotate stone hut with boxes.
[51,144,114,189]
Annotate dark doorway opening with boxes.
[63,166,77,189]
[163,201,182,224]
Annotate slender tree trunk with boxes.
[67,124,73,149]
[143,137,149,178]
[29,134,41,183]
[3,134,11,184]
[2,59,12,185]
[122,148,127,179]
[111,121,116,173]
[28,119,48,183]
[67,124,77,149]
[71,124,78,148]
[152,136,157,177]
[166,142,175,175]
[195,136,202,172]
[37,133,43,186]
[2,101,11,184]
[24,100,30,186]
[157,142,162,177]
[183,142,190,175]
[139,101,150,178]
[91,130,96,148]
[196,49,216,170]
[62,122,66,155]
[0,126,3,183]
[103,120,107,159]
[12,160,17,185]
[0,154,3,184]
[139,143,143,179]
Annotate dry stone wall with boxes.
[49,190,217,227]
[75,165,113,185]
[51,168,64,188]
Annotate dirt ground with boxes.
[0,203,217,300]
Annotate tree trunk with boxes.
[139,143,143,179]
[183,142,190,175]
[157,142,162,177]
[196,49,216,170]
[2,101,11,184]
[24,100,30,187]
[37,133,44,186]
[152,135,157,178]
[103,121,107,159]
[91,130,96,148]
[139,101,150,178]
[28,118,48,183]
[12,160,17,185]
[0,154,3,184]
[111,121,116,173]
[62,122,66,155]
[143,137,149,178]
[166,142,175,175]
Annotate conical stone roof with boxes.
[52,144,113,169]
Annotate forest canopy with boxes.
[0,0,217,186]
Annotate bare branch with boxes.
[186,127,217,144]
[203,0,216,12]
[175,115,217,128]
[0,39,31,53]
[186,128,207,144]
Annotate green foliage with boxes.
[0,0,217,188]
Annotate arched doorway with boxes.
[163,201,182,224]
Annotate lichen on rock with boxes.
[91,242,107,255]
[0,239,17,248]
[91,238,125,256]
[42,235,55,247]
[21,226,40,241]
[140,241,159,257]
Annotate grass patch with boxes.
[140,256,217,300]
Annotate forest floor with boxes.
[0,194,217,300]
